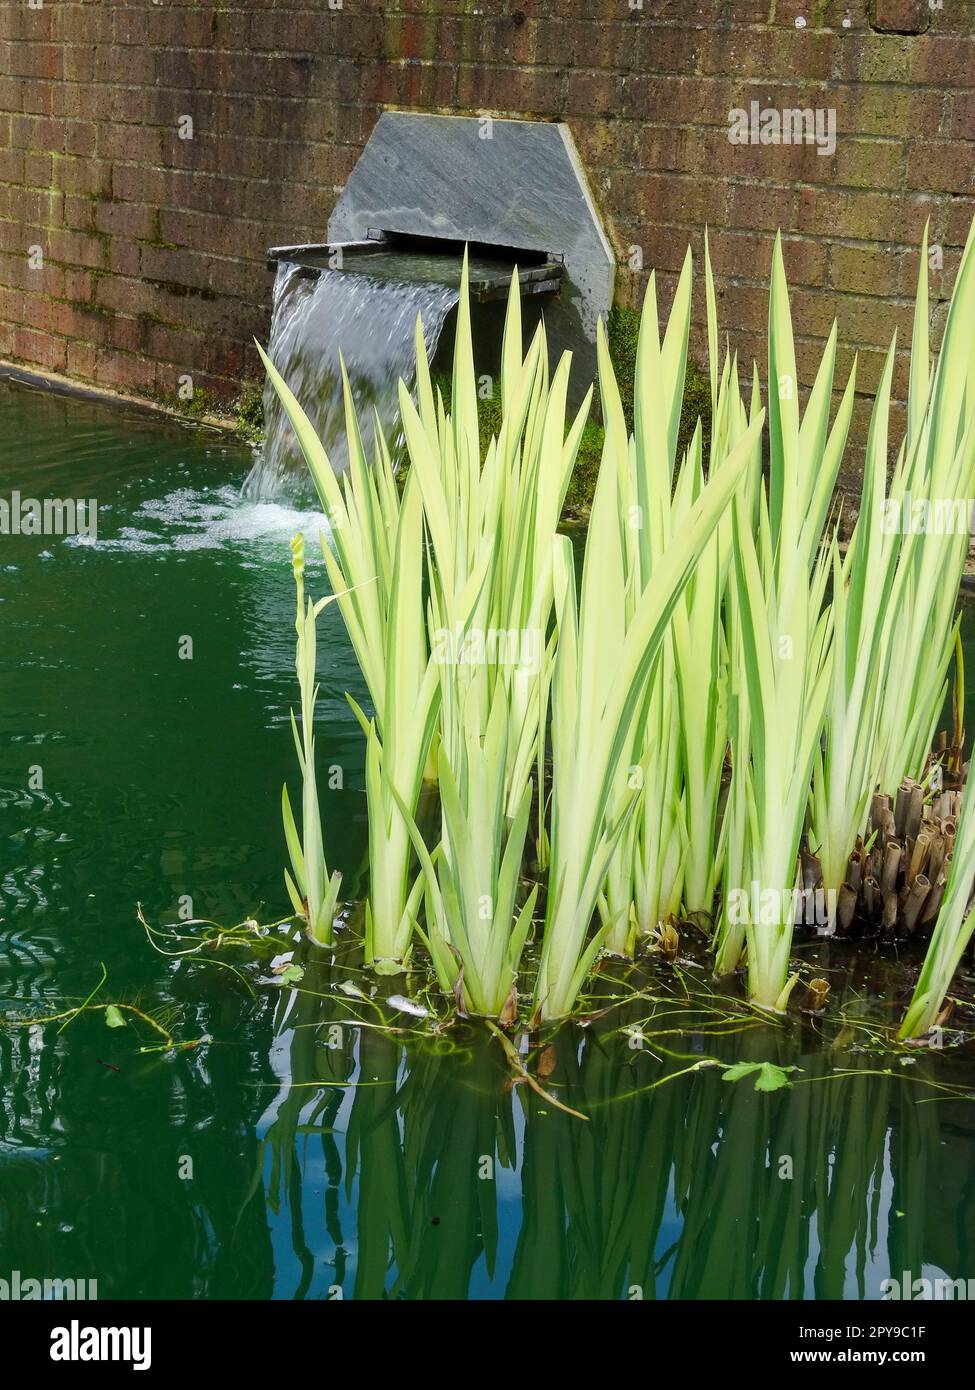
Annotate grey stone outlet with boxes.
[327,112,615,401]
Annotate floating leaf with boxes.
[104,1005,126,1029]
[275,964,304,986]
[722,1060,798,1092]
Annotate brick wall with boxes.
[1,0,973,463]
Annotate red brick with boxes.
[95,346,157,393]
[870,0,930,35]
[66,339,97,380]
[911,36,975,88]
[13,326,66,371]
[906,142,975,196]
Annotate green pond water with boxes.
[2,378,975,1301]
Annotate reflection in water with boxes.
[253,954,975,1301]
[2,380,975,1301]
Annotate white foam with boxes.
[66,484,332,555]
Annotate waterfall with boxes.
[244,261,459,501]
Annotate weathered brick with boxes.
[456,64,562,115]
[911,36,975,88]
[870,1,930,37]
[906,141,975,196]
[708,230,827,287]
[13,325,66,371]
[94,200,158,241]
[0,0,972,430]
[66,339,97,380]
[727,181,798,233]
[95,346,157,392]
[830,242,902,297]
[564,69,624,120]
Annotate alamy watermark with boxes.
[0,491,98,538]
[725,882,837,930]
[431,624,542,675]
[0,1269,97,1299]
[880,493,975,536]
[728,101,837,158]
[50,1320,151,1371]
[882,1270,975,1300]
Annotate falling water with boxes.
[244,261,459,501]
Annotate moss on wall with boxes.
[234,383,265,443]
[431,315,713,523]
[607,305,712,466]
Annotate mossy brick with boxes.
[711,133,836,184]
[829,242,902,296]
[93,43,155,85]
[727,181,798,232]
[796,185,919,241]
[64,268,95,304]
[62,121,97,158]
[61,45,95,83]
[0,149,26,183]
[836,33,916,83]
[0,77,25,110]
[147,7,218,49]
[574,119,642,171]
[45,227,107,270]
[108,241,143,278]
[10,113,62,150]
[896,243,959,299]
[63,194,96,233]
[457,63,563,114]
[332,13,385,59]
[112,7,151,47]
[399,61,459,109]
[623,73,740,124]
[0,251,63,297]
[631,171,728,225]
[249,12,316,54]
[53,299,112,345]
[700,25,837,82]
[945,198,975,246]
[708,230,828,286]
[22,79,57,118]
[0,185,63,228]
[6,40,62,81]
[55,155,112,197]
[564,69,624,119]
[97,124,163,165]
[834,138,907,190]
[615,17,708,74]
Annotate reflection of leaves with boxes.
[722,1061,798,1092]
[104,1005,126,1029]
